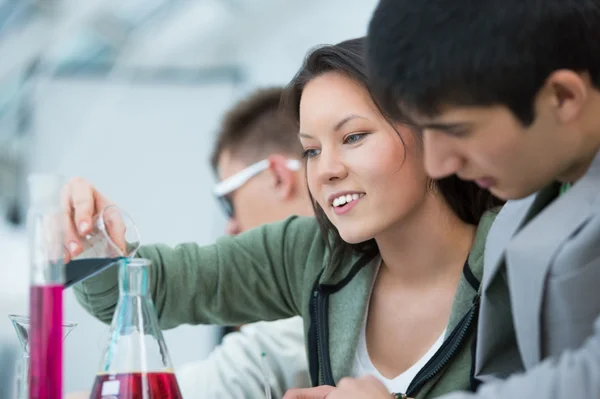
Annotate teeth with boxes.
[332,193,363,207]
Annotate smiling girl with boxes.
[65,38,502,399]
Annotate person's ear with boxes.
[267,154,297,200]
[544,70,589,124]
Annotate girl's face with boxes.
[299,72,431,244]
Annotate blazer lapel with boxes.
[481,196,536,293]
[505,154,600,367]
[475,195,543,378]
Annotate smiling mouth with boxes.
[331,193,364,208]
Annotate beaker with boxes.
[89,258,183,399]
[8,314,77,399]
[65,205,141,287]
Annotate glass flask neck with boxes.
[119,258,150,297]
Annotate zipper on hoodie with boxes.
[308,252,377,387]
[312,288,336,386]
[405,294,480,396]
[312,290,323,385]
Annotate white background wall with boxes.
[0,0,379,394]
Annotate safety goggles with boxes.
[214,158,301,217]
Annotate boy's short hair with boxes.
[210,87,301,172]
[366,0,600,125]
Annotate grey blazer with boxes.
[444,150,600,398]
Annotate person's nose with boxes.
[423,130,465,179]
[315,147,348,185]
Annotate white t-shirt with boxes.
[350,263,447,394]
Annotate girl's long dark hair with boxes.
[282,37,503,267]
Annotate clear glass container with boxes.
[65,204,140,287]
[89,258,183,399]
[27,173,65,399]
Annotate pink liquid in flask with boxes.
[28,284,63,399]
[90,372,183,399]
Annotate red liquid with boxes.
[29,284,64,399]
[90,372,183,399]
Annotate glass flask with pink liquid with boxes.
[89,258,183,399]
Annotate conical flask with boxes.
[89,258,183,399]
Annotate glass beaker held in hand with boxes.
[65,205,141,287]
[89,258,183,399]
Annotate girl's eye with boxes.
[301,148,321,159]
[344,133,367,144]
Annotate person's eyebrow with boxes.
[333,114,367,131]
[298,114,367,138]
[419,121,473,133]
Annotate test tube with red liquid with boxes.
[27,174,65,399]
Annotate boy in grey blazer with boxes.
[321,1,600,398]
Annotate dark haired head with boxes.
[282,37,502,262]
[366,0,600,126]
[211,87,301,173]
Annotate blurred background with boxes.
[0,0,378,394]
